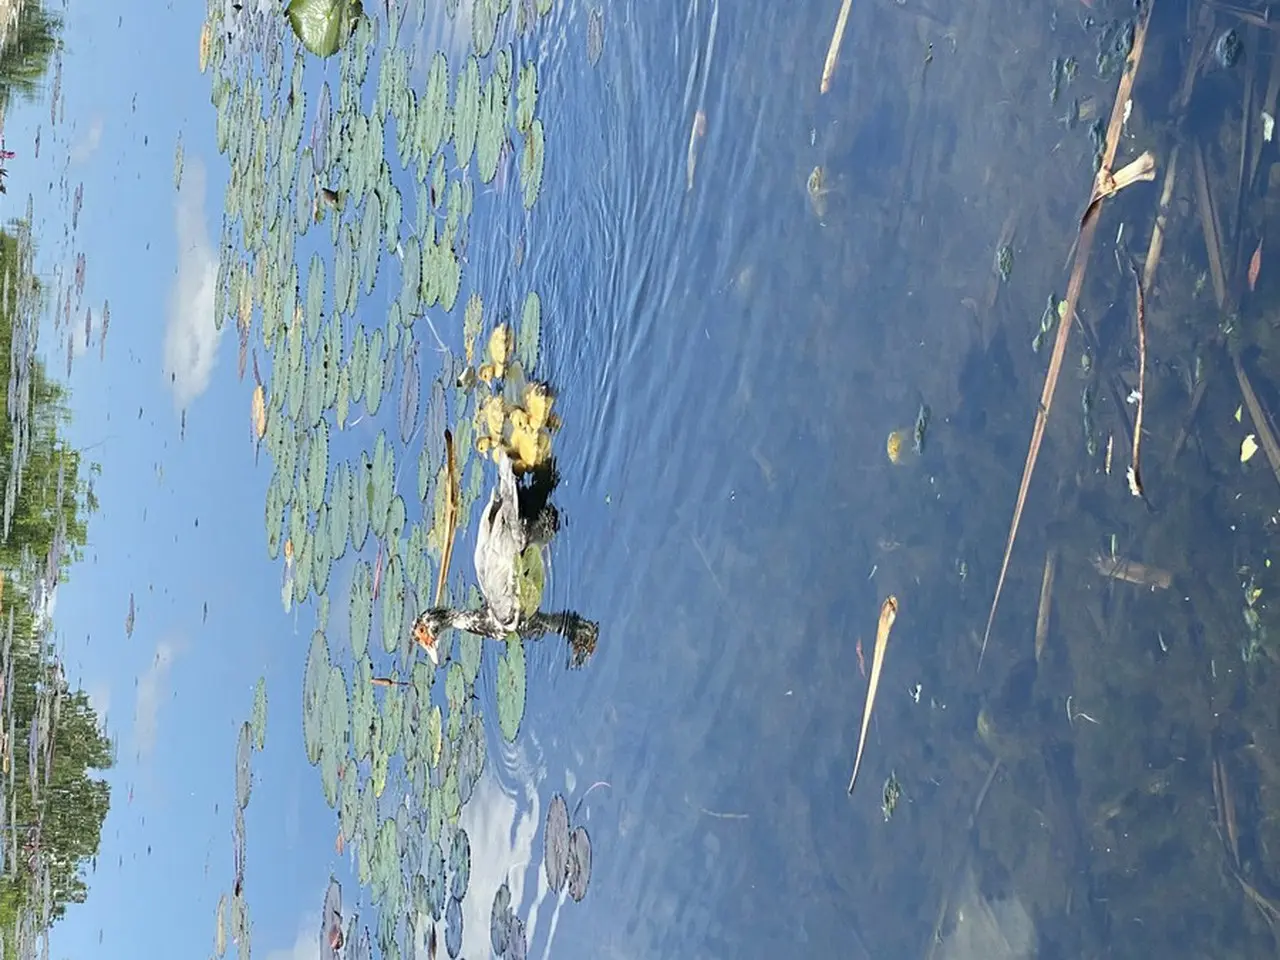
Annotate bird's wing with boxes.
[474,452,522,630]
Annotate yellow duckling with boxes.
[522,382,555,430]
[486,324,513,380]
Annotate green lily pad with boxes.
[517,290,541,373]
[350,560,373,658]
[302,630,329,765]
[521,118,545,209]
[516,61,537,136]
[380,554,405,654]
[235,721,253,809]
[516,546,545,618]
[496,637,526,742]
[453,56,480,169]
[250,677,268,750]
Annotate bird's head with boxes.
[411,610,446,665]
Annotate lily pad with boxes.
[544,793,569,892]
[520,118,544,209]
[516,546,545,618]
[496,638,526,742]
[321,879,342,960]
[350,560,373,658]
[448,826,471,901]
[303,630,329,764]
[490,884,512,955]
[517,291,541,369]
[444,895,462,957]
[566,826,592,902]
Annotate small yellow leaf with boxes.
[886,429,907,465]
[251,384,267,439]
[1235,405,1244,423]
[1242,434,1259,463]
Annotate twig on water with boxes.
[848,596,899,796]
[820,0,855,93]
[433,429,461,607]
[1127,260,1148,499]
[980,0,1155,670]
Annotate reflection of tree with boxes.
[0,223,109,953]
[0,1,63,113]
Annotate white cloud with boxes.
[457,755,552,959]
[163,157,221,408]
[70,115,104,165]
[132,639,179,759]
[266,912,320,960]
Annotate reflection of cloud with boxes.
[266,912,320,960]
[70,115,104,164]
[133,640,180,759]
[85,681,111,727]
[163,157,221,407]
[459,763,543,958]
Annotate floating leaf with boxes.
[422,53,451,157]
[306,252,326,342]
[380,554,405,654]
[398,342,420,444]
[350,561,373,659]
[544,793,570,892]
[370,431,395,536]
[215,893,228,957]
[302,630,329,765]
[471,0,497,57]
[517,291,541,369]
[453,57,480,169]
[566,826,592,901]
[329,465,351,558]
[444,896,463,958]
[321,879,342,960]
[516,546,545,618]
[426,841,446,919]
[496,638,526,742]
[457,711,486,805]
[490,884,512,955]
[425,704,443,769]
[507,916,527,960]
[319,666,349,806]
[515,62,537,136]
[252,384,268,439]
[520,118,545,209]
[251,677,268,750]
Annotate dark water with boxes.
[509,0,1280,955]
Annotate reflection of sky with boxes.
[9,1,345,957]
[21,2,570,959]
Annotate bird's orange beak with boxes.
[413,619,439,665]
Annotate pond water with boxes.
[3,0,1280,956]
